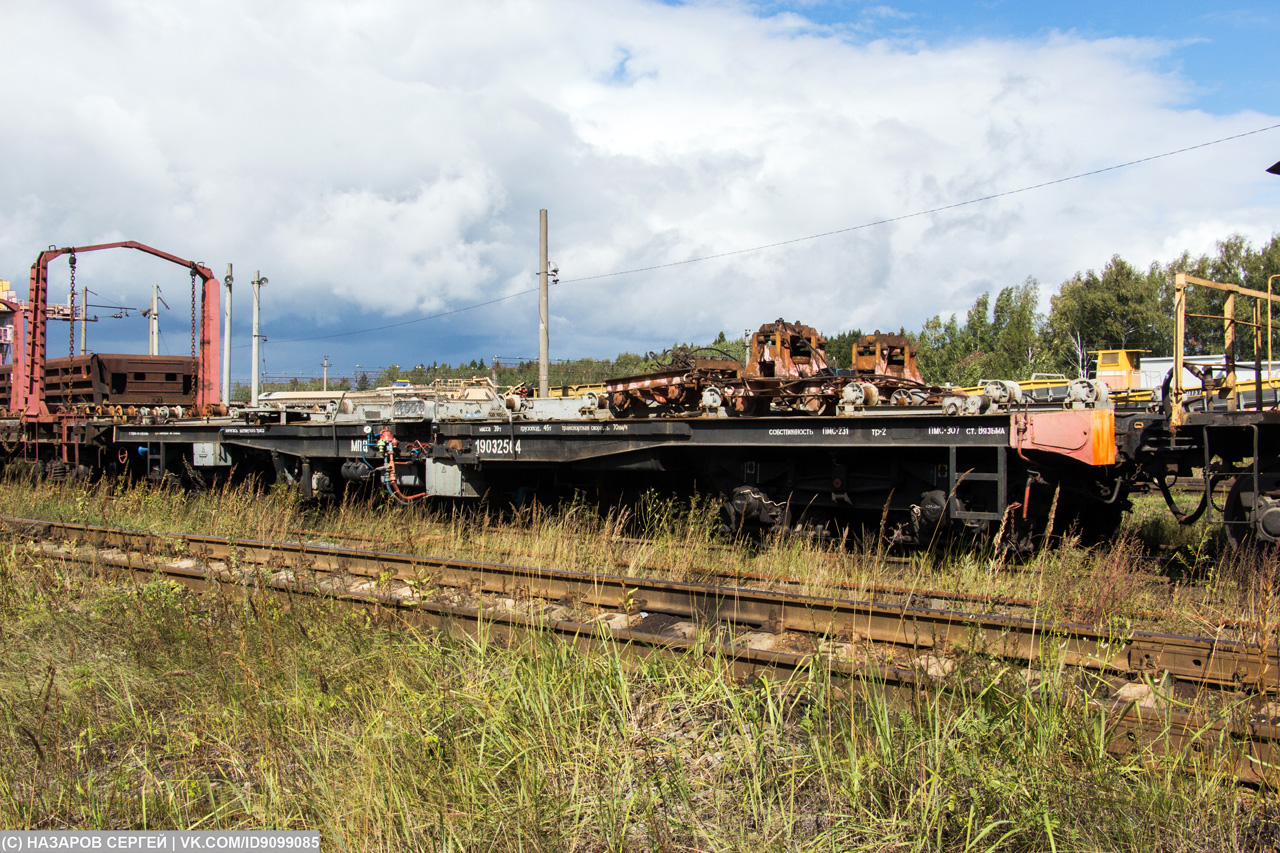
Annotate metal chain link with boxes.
[68,253,77,357]
[190,268,198,404]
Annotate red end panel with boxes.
[197,267,220,408]
[22,250,58,420]
[1013,408,1116,466]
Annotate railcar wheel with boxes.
[1223,471,1280,548]
[718,485,788,539]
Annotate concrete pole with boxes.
[538,209,549,398]
[149,285,159,356]
[251,271,266,406]
[323,355,329,391]
[79,285,87,355]
[222,264,233,407]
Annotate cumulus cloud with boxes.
[0,0,1275,374]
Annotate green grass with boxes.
[1,477,1276,638]
[0,543,1274,850]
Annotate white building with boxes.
[1136,355,1280,391]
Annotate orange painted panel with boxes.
[1015,408,1116,466]
[1091,408,1116,466]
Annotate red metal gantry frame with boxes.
[9,241,221,421]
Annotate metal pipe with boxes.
[1269,273,1280,384]
[1255,300,1263,411]
[538,209,549,399]
[1172,273,1186,426]
[251,271,266,407]
[1224,291,1236,410]
[222,264,232,407]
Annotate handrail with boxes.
[1171,272,1280,426]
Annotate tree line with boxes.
[242,231,1279,397]
[833,232,1280,385]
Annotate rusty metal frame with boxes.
[853,333,925,383]
[744,319,829,380]
[19,241,220,421]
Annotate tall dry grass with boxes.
[0,542,1272,850]
[1,476,1276,637]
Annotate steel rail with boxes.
[289,525,1188,627]
[5,515,1277,693]
[15,525,1279,786]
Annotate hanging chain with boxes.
[190,269,197,361]
[68,253,77,357]
[190,268,198,403]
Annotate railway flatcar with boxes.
[84,377,1124,550]
[3,243,1280,550]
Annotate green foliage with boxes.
[377,363,402,385]
[916,313,965,384]
[912,279,1049,385]
[911,231,1279,384]
[823,328,863,369]
[1046,256,1170,377]
[988,277,1049,379]
[708,329,750,365]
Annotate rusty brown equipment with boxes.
[850,331,958,406]
[604,346,740,417]
[605,321,962,417]
[853,332,924,383]
[722,319,839,415]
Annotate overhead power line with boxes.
[269,120,1280,345]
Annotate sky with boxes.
[1,0,1278,384]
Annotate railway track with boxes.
[285,524,1189,626]
[285,523,1256,653]
[8,515,1276,689]
[2,514,1277,784]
